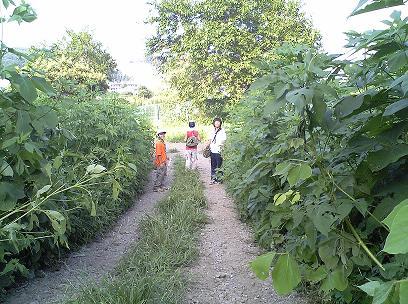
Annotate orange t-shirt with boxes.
[155,140,167,166]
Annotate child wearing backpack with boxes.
[153,129,169,192]
[185,121,201,170]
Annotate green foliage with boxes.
[28,30,117,99]
[67,157,207,304]
[147,88,206,125]
[383,200,408,255]
[146,0,320,116]
[350,0,407,16]
[43,96,153,245]
[136,85,153,99]
[0,1,152,294]
[272,253,301,295]
[224,7,408,304]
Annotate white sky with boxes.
[302,0,408,54]
[4,0,408,90]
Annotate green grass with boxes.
[66,157,207,304]
[165,125,210,143]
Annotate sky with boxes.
[4,0,408,90]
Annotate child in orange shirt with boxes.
[153,130,168,192]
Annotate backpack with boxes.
[203,129,220,158]
[203,145,211,158]
[186,135,199,147]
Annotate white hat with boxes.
[157,129,167,136]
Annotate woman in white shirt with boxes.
[208,117,226,184]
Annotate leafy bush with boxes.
[0,1,152,293]
[223,7,408,304]
[50,96,153,244]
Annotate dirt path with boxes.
[6,144,305,304]
[182,143,306,304]
[5,155,176,304]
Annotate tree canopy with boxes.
[29,30,117,98]
[147,0,320,116]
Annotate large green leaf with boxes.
[249,74,274,91]
[43,210,67,236]
[312,96,327,126]
[306,266,327,283]
[311,207,336,237]
[41,108,58,129]
[321,267,348,292]
[31,76,56,95]
[271,254,301,295]
[383,205,408,254]
[86,164,106,174]
[318,243,339,269]
[0,182,25,201]
[372,281,395,304]
[10,74,38,102]
[250,252,276,280]
[16,110,32,134]
[0,161,13,177]
[0,182,24,211]
[350,0,404,16]
[359,280,382,297]
[334,95,364,118]
[2,0,11,9]
[274,162,292,175]
[367,144,408,172]
[383,99,408,116]
[286,88,314,112]
[400,280,408,304]
[388,51,408,72]
[383,199,408,228]
[358,281,395,304]
[287,163,312,186]
[0,199,16,212]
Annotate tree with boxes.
[29,30,117,98]
[136,85,153,99]
[110,69,132,82]
[146,0,320,116]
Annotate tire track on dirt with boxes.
[5,154,176,304]
[183,144,306,304]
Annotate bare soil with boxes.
[182,143,306,304]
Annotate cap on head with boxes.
[157,129,166,136]
[188,121,196,128]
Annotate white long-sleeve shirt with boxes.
[209,128,226,154]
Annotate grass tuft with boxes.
[67,157,207,304]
